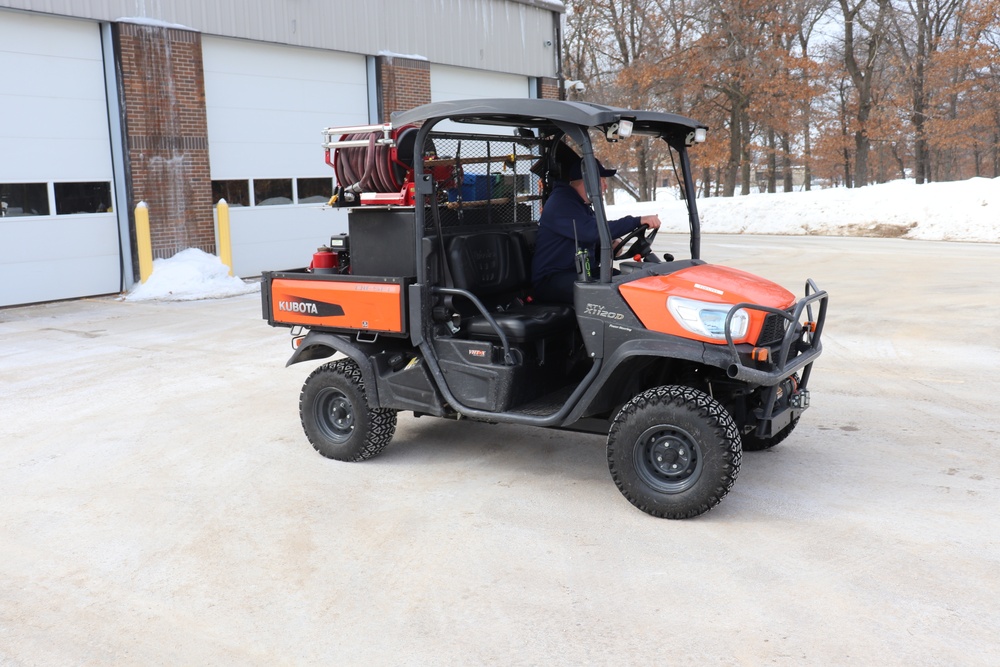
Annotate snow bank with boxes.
[608,177,1000,243]
[123,249,259,302]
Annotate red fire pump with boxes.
[307,234,350,274]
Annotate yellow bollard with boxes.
[135,201,153,284]
[216,198,234,277]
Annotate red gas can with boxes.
[310,246,336,274]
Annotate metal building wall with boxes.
[0,0,562,77]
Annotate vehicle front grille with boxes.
[756,311,789,346]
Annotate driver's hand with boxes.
[640,214,662,230]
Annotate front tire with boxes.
[608,386,742,519]
[299,359,397,461]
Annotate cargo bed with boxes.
[261,270,411,336]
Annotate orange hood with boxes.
[618,264,796,344]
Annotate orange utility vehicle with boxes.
[261,99,828,519]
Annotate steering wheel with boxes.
[613,223,658,261]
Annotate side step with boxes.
[509,385,576,417]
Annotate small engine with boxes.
[310,234,351,274]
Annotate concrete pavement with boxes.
[1,236,998,665]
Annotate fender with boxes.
[286,331,381,409]
[561,333,721,425]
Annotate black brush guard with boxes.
[724,279,829,437]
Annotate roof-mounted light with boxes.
[685,127,708,146]
[605,119,634,142]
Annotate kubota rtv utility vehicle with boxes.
[261,99,828,519]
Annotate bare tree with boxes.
[688,0,778,195]
[564,0,997,189]
[563,0,670,200]
[840,0,892,186]
[889,0,964,183]
[792,0,836,190]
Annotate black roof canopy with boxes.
[391,98,706,142]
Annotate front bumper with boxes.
[724,279,828,387]
[724,280,828,437]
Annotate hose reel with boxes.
[323,123,420,204]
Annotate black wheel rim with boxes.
[315,388,355,443]
[632,424,702,494]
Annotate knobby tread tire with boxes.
[607,385,742,519]
[299,359,397,462]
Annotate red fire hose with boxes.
[333,126,418,194]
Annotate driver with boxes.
[531,154,661,304]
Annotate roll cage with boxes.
[393,98,709,284]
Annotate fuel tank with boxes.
[618,264,796,344]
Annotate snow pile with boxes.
[124,249,259,302]
[609,177,1000,243]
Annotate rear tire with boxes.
[608,386,741,519]
[300,359,397,461]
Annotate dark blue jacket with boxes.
[531,181,641,284]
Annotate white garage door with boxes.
[431,64,531,102]
[202,37,370,276]
[0,11,121,307]
[430,64,531,136]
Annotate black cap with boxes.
[565,155,617,181]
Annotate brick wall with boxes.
[538,77,561,100]
[116,22,215,260]
[377,56,431,122]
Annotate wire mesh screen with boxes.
[424,132,546,229]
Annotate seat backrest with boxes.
[447,232,527,297]
[512,226,537,267]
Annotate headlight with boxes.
[667,297,749,340]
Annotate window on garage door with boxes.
[296,178,333,204]
[211,177,333,206]
[54,182,113,215]
[211,180,250,207]
[0,183,49,217]
[253,179,293,206]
